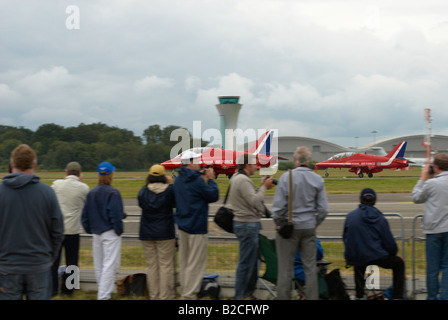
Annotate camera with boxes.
[429,165,435,175]
[266,175,278,185]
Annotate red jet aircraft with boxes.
[314,141,410,178]
[160,130,287,178]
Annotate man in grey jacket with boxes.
[412,153,448,300]
[272,146,329,300]
[0,144,64,300]
[228,153,274,299]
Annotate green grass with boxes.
[36,167,423,198]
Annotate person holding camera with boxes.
[228,153,275,300]
[412,153,448,300]
[173,151,219,300]
[272,146,329,300]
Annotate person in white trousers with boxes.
[82,162,125,300]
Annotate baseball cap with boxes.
[149,164,165,176]
[66,161,81,172]
[97,162,116,175]
[360,188,376,201]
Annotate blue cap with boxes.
[97,162,116,175]
[360,188,376,201]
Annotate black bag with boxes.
[325,268,350,300]
[214,183,234,233]
[277,169,294,239]
[214,206,234,233]
[277,220,294,239]
[116,273,148,297]
[198,274,221,300]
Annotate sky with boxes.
[1,0,448,148]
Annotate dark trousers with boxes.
[51,234,80,295]
[354,255,405,299]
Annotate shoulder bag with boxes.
[214,183,234,233]
[277,169,294,239]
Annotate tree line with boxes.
[0,123,202,171]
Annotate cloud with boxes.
[134,76,175,93]
[1,0,448,148]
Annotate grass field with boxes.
[34,166,423,198]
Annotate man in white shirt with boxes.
[412,153,448,300]
[51,161,89,296]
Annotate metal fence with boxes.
[77,212,427,299]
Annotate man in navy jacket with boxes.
[173,151,219,299]
[343,188,405,299]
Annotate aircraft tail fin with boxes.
[386,141,407,159]
[248,130,274,155]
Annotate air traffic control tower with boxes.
[216,96,242,149]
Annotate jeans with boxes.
[0,269,52,300]
[426,232,448,300]
[233,221,261,299]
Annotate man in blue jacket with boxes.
[173,151,219,299]
[82,162,125,300]
[0,144,64,300]
[343,188,405,300]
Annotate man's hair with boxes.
[293,146,312,165]
[434,153,448,171]
[237,153,257,171]
[98,174,113,185]
[67,169,81,177]
[146,175,167,184]
[10,144,37,171]
[361,195,376,206]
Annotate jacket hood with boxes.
[178,166,201,183]
[148,182,169,194]
[358,203,383,224]
[2,173,39,189]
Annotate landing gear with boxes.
[357,172,373,178]
[324,169,329,177]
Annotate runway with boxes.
[122,193,426,240]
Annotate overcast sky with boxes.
[1,0,448,148]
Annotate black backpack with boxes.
[325,268,350,300]
[198,275,221,300]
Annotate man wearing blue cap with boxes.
[82,162,126,300]
[343,188,405,299]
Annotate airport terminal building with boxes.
[276,134,448,163]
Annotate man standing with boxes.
[82,162,125,300]
[412,153,448,300]
[344,188,405,300]
[173,151,219,299]
[51,161,89,296]
[272,146,329,300]
[0,144,64,300]
[229,153,274,299]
